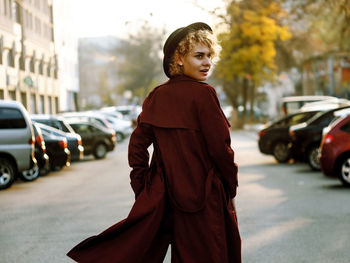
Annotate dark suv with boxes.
[68,121,116,159]
[258,110,320,162]
[289,106,350,170]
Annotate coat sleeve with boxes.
[197,85,238,198]
[128,115,154,198]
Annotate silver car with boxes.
[0,100,37,190]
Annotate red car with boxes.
[320,113,350,186]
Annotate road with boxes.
[0,130,349,263]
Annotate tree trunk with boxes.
[222,79,243,129]
[249,83,256,122]
[241,78,248,126]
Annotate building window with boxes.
[8,90,16,100]
[46,65,50,77]
[0,90,4,99]
[48,96,52,114]
[7,49,15,68]
[19,55,25,70]
[30,57,34,73]
[15,1,21,23]
[55,96,59,113]
[21,92,27,108]
[40,95,44,113]
[39,60,43,75]
[30,93,37,114]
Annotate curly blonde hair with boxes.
[168,29,220,77]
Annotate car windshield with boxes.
[288,111,318,125]
[306,111,325,124]
[271,111,318,127]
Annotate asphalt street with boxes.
[0,130,349,263]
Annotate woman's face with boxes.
[179,42,212,81]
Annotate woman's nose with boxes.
[203,56,211,66]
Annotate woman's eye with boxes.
[196,55,203,59]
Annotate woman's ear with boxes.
[176,55,184,66]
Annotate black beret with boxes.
[163,22,212,78]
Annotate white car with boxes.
[98,112,133,142]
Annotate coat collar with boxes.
[169,74,206,84]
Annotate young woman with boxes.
[67,22,241,263]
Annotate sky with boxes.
[73,0,225,39]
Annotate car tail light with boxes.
[323,134,334,144]
[36,135,43,144]
[289,130,295,140]
[77,135,82,145]
[28,136,35,145]
[258,130,266,138]
[36,135,46,152]
[58,138,68,149]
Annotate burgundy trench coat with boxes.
[67,75,241,262]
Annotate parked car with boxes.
[31,114,76,133]
[289,106,350,170]
[320,110,350,186]
[35,123,84,162]
[258,110,321,162]
[40,130,71,171]
[100,105,141,127]
[68,121,116,159]
[60,111,113,131]
[96,111,133,142]
[0,100,36,189]
[21,122,49,178]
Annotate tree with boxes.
[216,0,291,127]
[285,0,350,52]
[115,21,166,103]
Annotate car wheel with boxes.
[93,143,107,159]
[308,146,321,171]
[272,141,290,163]
[338,155,350,187]
[116,132,124,142]
[0,158,15,190]
[41,162,51,175]
[20,165,40,181]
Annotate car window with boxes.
[340,121,350,133]
[94,118,106,127]
[0,108,27,129]
[59,120,73,133]
[288,112,317,125]
[49,120,61,130]
[313,112,334,126]
[72,124,90,134]
[88,125,99,133]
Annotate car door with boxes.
[72,124,94,154]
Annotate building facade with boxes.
[0,0,59,114]
[302,51,350,98]
[52,0,79,112]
